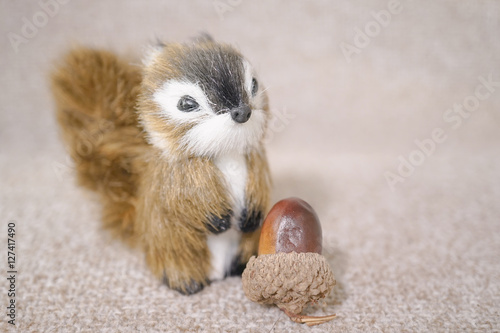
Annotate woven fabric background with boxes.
[1,1,499,332]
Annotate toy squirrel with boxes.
[51,35,271,294]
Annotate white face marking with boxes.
[153,80,214,124]
[243,59,268,117]
[207,228,240,281]
[180,110,266,157]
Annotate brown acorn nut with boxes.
[242,197,336,326]
[258,197,323,255]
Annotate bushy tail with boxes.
[51,47,147,242]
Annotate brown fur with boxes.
[239,149,271,262]
[52,48,147,242]
[51,42,271,294]
[136,152,230,286]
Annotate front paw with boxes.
[239,209,263,233]
[206,212,232,234]
[163,273,208,295]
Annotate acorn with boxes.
[242,197,336,326]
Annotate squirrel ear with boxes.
[192,32,215,44]
[142,40,165,66]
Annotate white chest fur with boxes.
[207,154,248,281]
[214,153,248,218]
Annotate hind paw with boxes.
[163,274,208,295]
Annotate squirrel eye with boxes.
[177,95,199,112]
[251,78,258,96]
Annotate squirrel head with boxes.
[138,36,270,159]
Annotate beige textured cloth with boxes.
[1,1,499,332]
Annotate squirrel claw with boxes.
[206,213,232,234]
[239,209,262,233]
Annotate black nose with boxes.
[230,105,252,124]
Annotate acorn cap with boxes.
[242,252,336,315]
